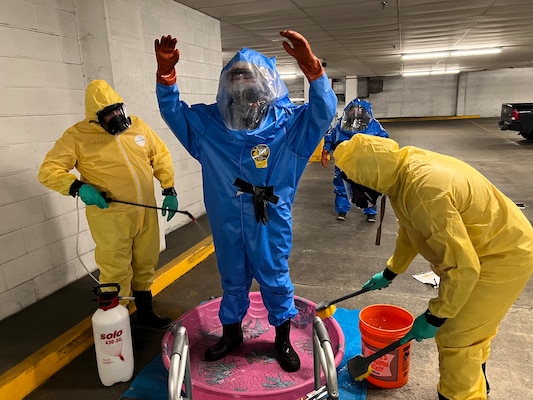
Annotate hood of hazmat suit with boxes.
[216,48,292,131]
[334,134,533,319]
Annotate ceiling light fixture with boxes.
[280,73,298,79]
[402,71,430,77]
[402,69,460,77]
[402,48,502,60]
[452,48,502,57]
[402,51,449,61]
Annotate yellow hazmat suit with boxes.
[334,134,533,400]
[38,80,175,300]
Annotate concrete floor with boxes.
[5,117,533,399]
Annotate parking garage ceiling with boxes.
[175,0,533,79]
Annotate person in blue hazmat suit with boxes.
[321,98,388,222]
[38,79,178,329]
[334,134,533,400]
[154,30,337,372]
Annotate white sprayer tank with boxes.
[91,283,134,386]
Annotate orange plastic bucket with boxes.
[359,304,414,389]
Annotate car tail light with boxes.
[512,109,520,121]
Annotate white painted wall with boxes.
[0,0,219,321]
[460,68,533,117]
[344,76,357,106]
[368,75,459,118]
[366,68,533,119]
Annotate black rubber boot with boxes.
[438,392,449,400]
[205,322,243,361]
[274,319,301,372]
[482,362,490,394]
[133,290,172,329]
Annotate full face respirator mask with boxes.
[340,171,381,209]
[341,106,370,133]
[227,67,268,131]
[230,83,267,130]
[97,103,132,135]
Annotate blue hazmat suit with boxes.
[323,98,388,216]
[157,48,337,326]
[334,134,533,399]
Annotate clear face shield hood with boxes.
[216,55,288,131]
[341,105,372,133]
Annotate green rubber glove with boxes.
[362,270,394,291]
[162,195,178,221]
[401,312,441,344]
[78,184,108,209]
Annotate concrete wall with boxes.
[368,75,458,118]
[0,0,220,321]
[459,68,533,117]
[276,67,533,120]
[367,68,533,119]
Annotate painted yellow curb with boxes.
[152,236,214,296]
[0,236,214,400]
[379,115,480,122]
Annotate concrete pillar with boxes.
[304,77,310,102]
[345,75,358,103]
[75,0,113,85]
[456,73,467,116]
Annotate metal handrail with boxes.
[167,319,338,400]
[310,316,339,400]
[168,326,193,400]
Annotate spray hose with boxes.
[102,194,196,222]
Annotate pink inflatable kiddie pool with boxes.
[161,292,345,400]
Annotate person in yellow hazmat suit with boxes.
[334,134,533,400]
[38,79,178,329]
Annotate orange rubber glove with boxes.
[280,30,324,82]
[321,149,329,168]
[154,35,180,86]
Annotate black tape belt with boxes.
[234,178,279,225]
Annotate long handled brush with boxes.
[347,338,410,381]
[315,287,372,319]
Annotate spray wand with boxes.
[75,194,202,286]
[102,193,196,222]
